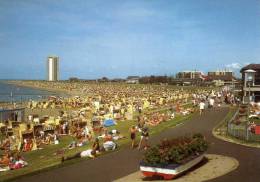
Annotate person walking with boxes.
[209,97,215,109]
[129,126,137,149]
[138,127,149,150]
[199,100,205,115]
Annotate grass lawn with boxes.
[0,108,195,182]
[213,106,237,134]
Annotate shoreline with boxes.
[3,80,71,97]
[0,81,70,107]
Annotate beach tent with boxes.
[43,125,55,135]
[92,116,102,131]
[103,119,116,127]
[0,123,6,128]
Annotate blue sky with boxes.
[0,0,259,79]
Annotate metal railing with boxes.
[227,105,260,142]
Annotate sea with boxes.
[0,81,58,103]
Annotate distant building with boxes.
[126,76,140,84]
[208,70,233,77]
[173,71,204,86]
[111,78,125,83]
[207,70,236,86]
[240,64,260,103]
[176,71,204,79]
[69,77,80,82]
[98,77,109,82]
[47,56,59,81]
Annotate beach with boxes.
[0,80,232,182]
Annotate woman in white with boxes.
[209,98,215,109]
[199,101,205,115]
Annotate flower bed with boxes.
[140,133,208,180]
[240,104,248,109]
[239,108,247,114]
[231,105,249,126]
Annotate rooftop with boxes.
[240,64,260,73]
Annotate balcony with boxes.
[244,85,260,92]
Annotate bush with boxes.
[240,105,248,109]
[234,120,241,125]
[143,146,161,165]
[239,108,247,114]
[143,133,208,165]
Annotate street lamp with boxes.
[244,69,256,102]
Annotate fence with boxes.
[227,106,260,142]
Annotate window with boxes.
[255,71,260,85]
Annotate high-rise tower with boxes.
[47,56,59,81]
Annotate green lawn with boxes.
[0,109,194,182]
[213,106,237,133]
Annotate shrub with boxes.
[240,105,248,109]
[143,146,161,165]
[234,119,241,125]
[143,133,208,165]
[239,108,247,114]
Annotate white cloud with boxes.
[225,62,242,70]
[243,62,250,66]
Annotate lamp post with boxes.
[244,69,256,103]
[244,69,256,140]
[248,76,252,102]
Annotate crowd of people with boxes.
[0,152,28,172]
[0,81,237,172]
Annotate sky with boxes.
[0,0,259,79]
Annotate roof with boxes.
[0,107,25,112]
[178,71,203,73]
[240,64,260,73]
[208,70,232,73]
